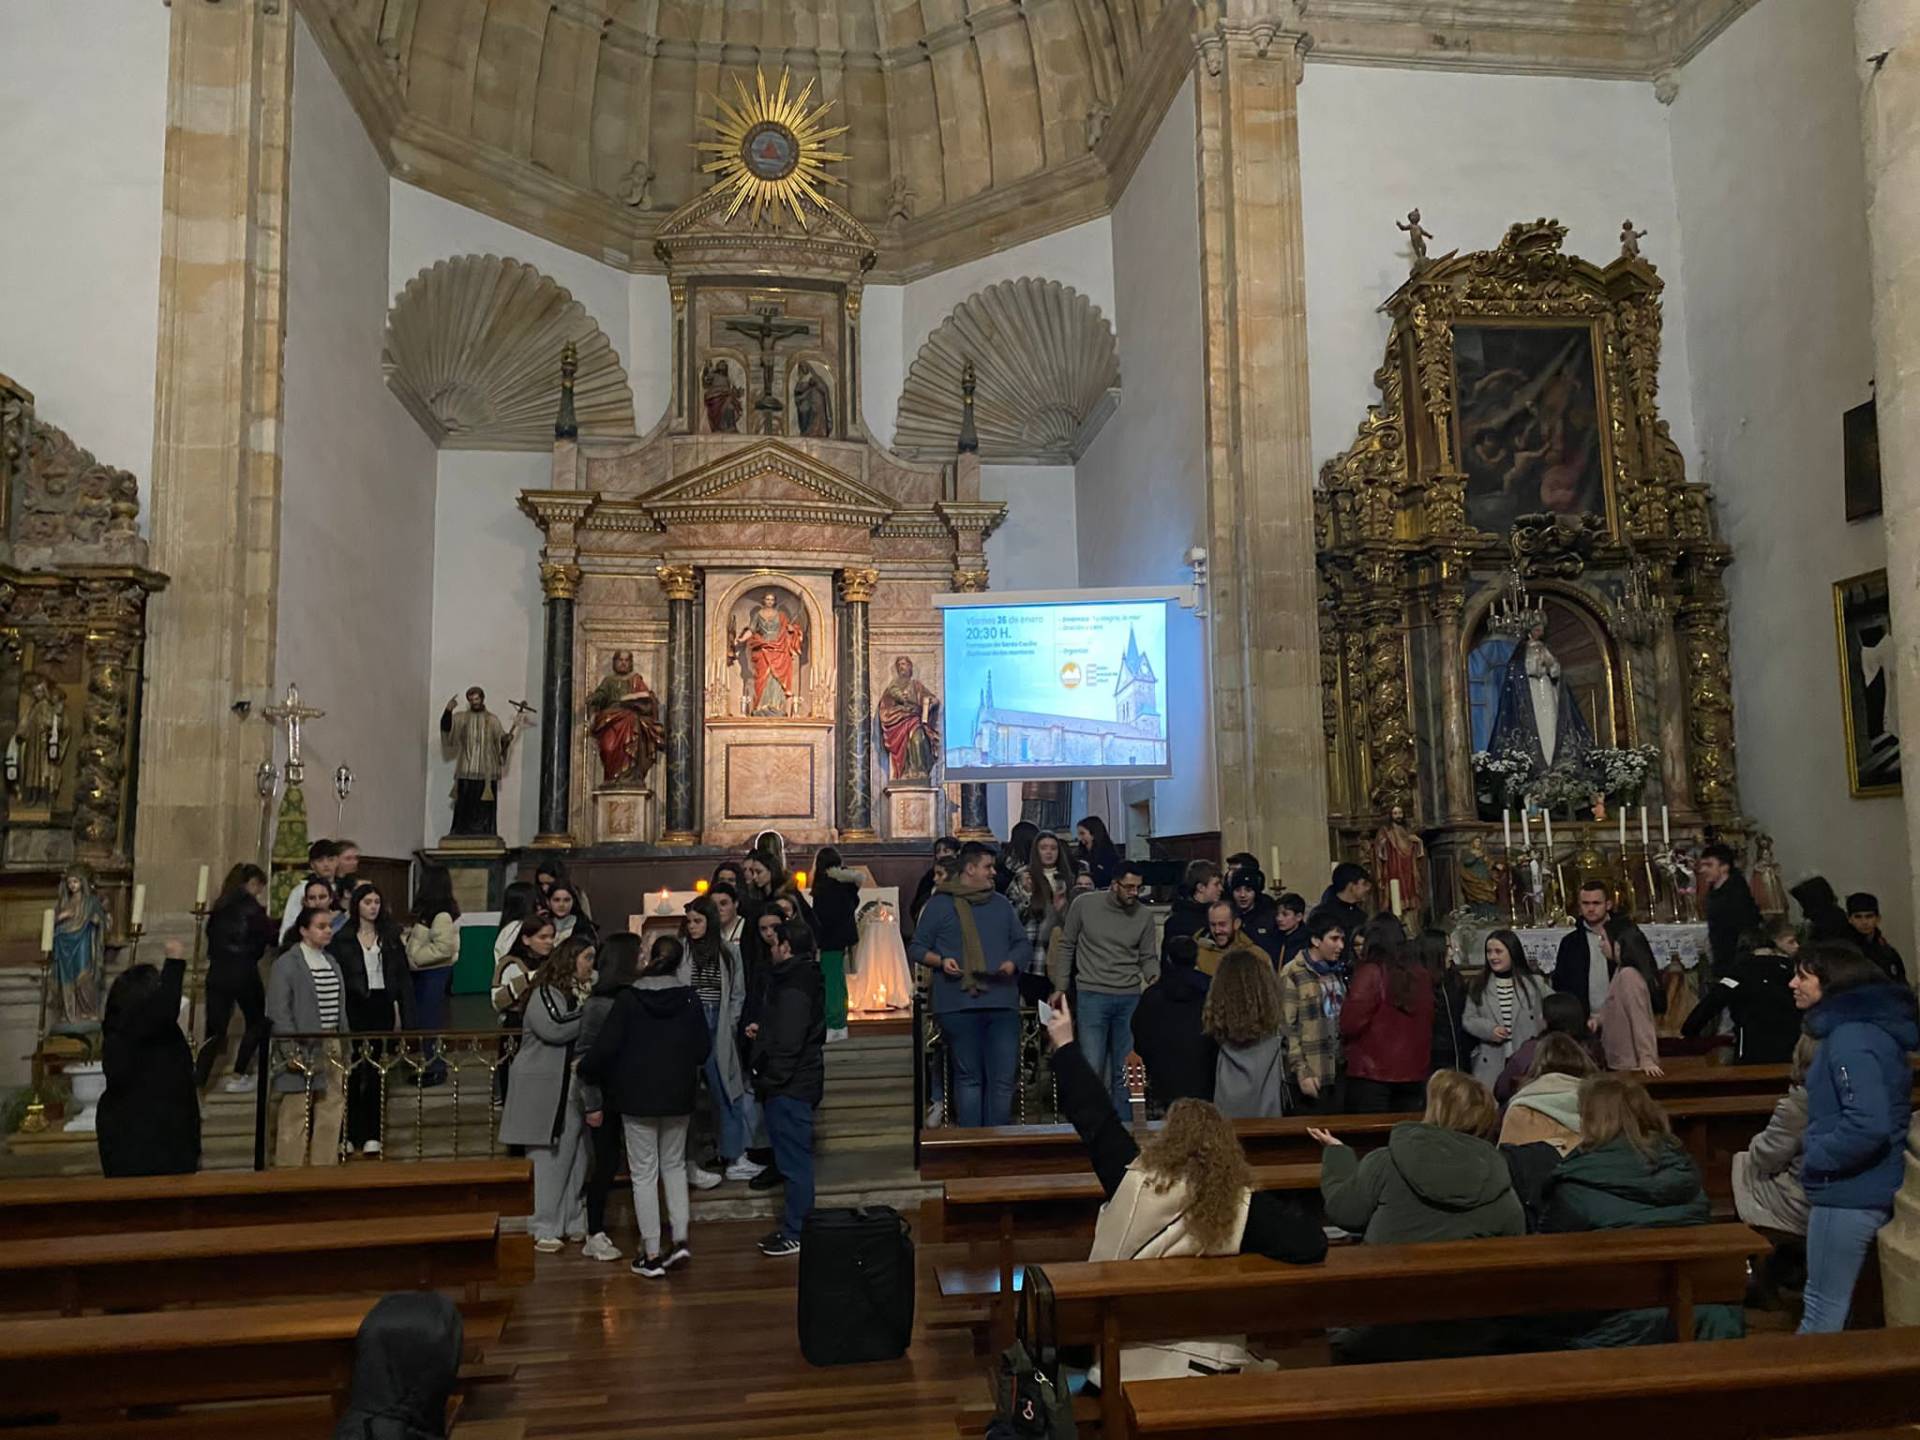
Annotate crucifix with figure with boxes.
[264,683,325,785]
[723,304,815,433]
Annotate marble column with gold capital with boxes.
[837,568,879,840]
[657,563,701,843]
[534,561,581,847]
[1192,4,1330,883]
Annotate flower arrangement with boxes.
[1471,749,1534,806]
[1584,745,1660,803]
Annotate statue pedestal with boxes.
[420,846,511,915]
[702,717,836,846]
[594,787,657,845]
[884,782,940,840]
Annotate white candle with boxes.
[1520,807,1532,849]
[1661,805,1670,846]
[1618,806,1627,848]
[1269,845,1280,881]
[195,865,210,907]
[1640,805,1650,848]
[130,884,146,928]
[1389,878,1403,917]
[1543,809,1555,853]
[39,908,54,954]
[1503,809,1513,851]
[1530,857,1543,897]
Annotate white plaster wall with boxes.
[0,0,168,496]
[1076,76,1215,838]
[861,283,906,448]
[424,452,548,847]
[1668,0,1908,949]
[628,272,672,430]
[278,19,438,858]
[981,465,1079,591]
[1299,66,1697,475]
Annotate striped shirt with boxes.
[302,945,343,1031]
[1492,974,1517,1034]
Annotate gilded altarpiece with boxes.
[1315,220,1741,920]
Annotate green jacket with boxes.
[1321,1122,1527,1244]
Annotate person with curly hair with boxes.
[1203,949,1287,1118]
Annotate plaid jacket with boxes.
[1278,956,1346,1088]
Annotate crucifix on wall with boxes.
[721,304,816,434]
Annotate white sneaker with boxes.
[582,1232,622,1263]
[827,1027,850,1043]
[532,1236,565,1254]
[221,1074,255,1094]
[724,1157,766,1182]
[688,1163,723,1191]
[363,1140,382,1156]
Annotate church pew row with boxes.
[0,1211,534,1316]
[1030,1223,1765,1438]
[1119,1330,1920,1440]
[0,1158,533,1241]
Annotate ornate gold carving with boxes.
[838,567,879,604]
[6,381,148,569]
[1509,513,1604,579]
[655,563,699,602]
[540,562,583,600]
[1677,562,1738,819]
[1362,586,1417,814]
[951,568,990,594]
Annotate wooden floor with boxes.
[460,1218,982,1438]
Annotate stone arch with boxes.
[383,254,636,450]
[891,278,1119,463]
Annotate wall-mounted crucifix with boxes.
[721,304,816,433]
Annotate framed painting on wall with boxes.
[1833,568,1901,797]
[1452,322,1612,538]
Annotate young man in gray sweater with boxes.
[1051,859,1157,1111]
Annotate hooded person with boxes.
[333,1291,463,1440]
[1128,936,1217,1112]
[1227,868,1284,962]
[1791,876,1861,950]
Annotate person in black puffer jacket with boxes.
[580,934,711,1277]
[750,917,827,1257]
[1129,937,1218,1113]
[197,863,279,1090]
[1791,876,1863,951]
[98,942,200,1178]
[1227,868,1284,964]
[1682,919,1803,1064]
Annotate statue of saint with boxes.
[1372,804,1428,921]
[15,672,64,808]
[439,687,522,836]
[702,361,743,434]
[587,650,665,787]
[877,656,940,781]
[52,865,106,1025]
[793,362,832,438]
[1749,833,1789,919]
[734,593,806,718]
[1489,616,1595,776]
[1456,836,1505,915]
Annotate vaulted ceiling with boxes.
[299,0,1755,281]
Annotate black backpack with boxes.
[797,1206,915,1366]
[988,1264,1076,1438]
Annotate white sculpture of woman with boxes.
[1524,633,1563,766]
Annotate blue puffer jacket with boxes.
[1803,982,1919,1210]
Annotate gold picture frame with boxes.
[1833,567,1901,798]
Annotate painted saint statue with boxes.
[877,655,940,780]
[1489,617,1594,777]
[702,360,743,433]
[587,650,665,786]
[439,687,521,836]
[735,593,806,718]
[52,865,107,1025]
[1372,804,1428,922]
[793,362,832,438]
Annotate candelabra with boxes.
[18,932,55,1134]
[186,895,211,1044]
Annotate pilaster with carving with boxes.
[836,567,879,840]
[656,563,700,844]
[1675,559,1739,822]
[519,492,599,848]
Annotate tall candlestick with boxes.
[1503,809,1513,851]
[195,865,210,907]
[39,908,54,954]
[1618,806,1627,848]
[1543,809,1555,853]
[130,885,146,929]
[1661,805,1670,846]
[1640,805,1650,848]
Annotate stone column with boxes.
[1192,4,1329,884]
[135,0,292,923]
[1433,589,1474,822]
[837,568,879,840]
[532,562,580,847]
[657,563,700,844]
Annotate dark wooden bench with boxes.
[0,1211,534,1316]
[1120,1329,1920,1439]
[0,1158,533,1240]
[1033,1222,1764,1437]
[921,1115,1401,1179]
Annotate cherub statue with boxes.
[1620,219,1647,259]
[1398,208,1434,267]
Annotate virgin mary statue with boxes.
[1489,617,1595,777]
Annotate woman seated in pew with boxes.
[1732,1033,1815,1239]
[1538,1073,1743,1344]
[1498,1032,1598,1227]
[333,1290,463,1440]
[1492,991,1596,1104]
[98,938,200,1177]
[1202,947,1287,1118]
[1040,994,1326,1382]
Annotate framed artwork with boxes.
[1844,396,1881,523]
[1452,322,1611,537]
[1833,568,1901,797]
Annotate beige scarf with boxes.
[936,874,997,995]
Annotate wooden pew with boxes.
[1033,1223,1764,1438]
[920,1115,1400,1180]
[0,1158,533,1241]
[0,1211,534,1316]
[1120,1329,1920,1439]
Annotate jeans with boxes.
[764,1093,816,1241]
[1799,1203,1891,1333]
[702,1000,757,1163]
[411,967,454,1080]
[1346,1077,1427,1115]
[1076,990,1140,1113]
[941,1008,1021,1127]
[622,1114,690,1257]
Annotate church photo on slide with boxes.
[5,0,1920,1435]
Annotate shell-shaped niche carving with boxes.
[384,255,636,450]
[892,278,1120,464]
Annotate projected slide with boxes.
[942,597,1172,781]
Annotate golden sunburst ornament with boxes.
[695,68,850,227]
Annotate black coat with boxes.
[1862,932,1909,987]
[330,928,417,1031]
[206,892,277,990]
[1430,967,1471,1073]
[580,983,711,1117]
[1705,872,1764,976]
[1551,926,1612,1010]
[97,955,200,1178]
[1232,894,1285,963]
[333,1291,463,1440]
[1681,949,1802,1063]
[751,957,826,1105]
[1129,964,1218,1108]
[1791,877,1860,951]
[811,871,863,952]
[1159,896,1211,960]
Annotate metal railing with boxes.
[252,1029,522,1170]
[911,997,1061,1163]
